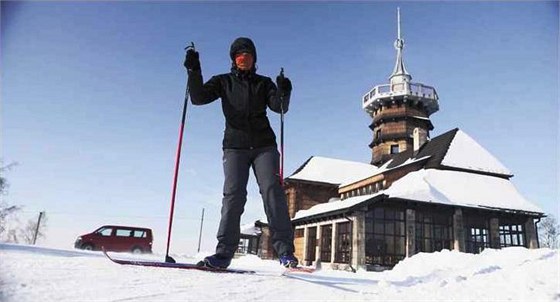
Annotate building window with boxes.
[365,207,406,266]
[465,215,490,254]
[237,237,258,255]
[335,222,352,263]
[306,227,317,261]
[499,224,525,247]
[466,227,489,254]
[415,211,453,253]
[391,145,399,154]
[320,225,333,262]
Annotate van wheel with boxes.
[131,247,143,254]
[81,244,94,251]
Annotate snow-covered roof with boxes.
[240,223,261,236]
[293,169,542,221]
[293,194,383,220]
[386,169,541,213]
[287,156,379,185]
[441,130,512,176]
[340,156,431,187]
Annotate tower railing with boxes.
[362,82,438,108]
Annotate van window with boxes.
[115,229,132,237]
[97,227,112,236]
[133,230,146,238]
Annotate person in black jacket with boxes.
[184,37,298,269]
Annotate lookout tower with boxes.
[362,8,439,166]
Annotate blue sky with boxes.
[2,2,558,254]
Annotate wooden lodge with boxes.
[239,8,544,270]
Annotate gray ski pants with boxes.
[216,146,295,258]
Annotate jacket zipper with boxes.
[247,79,254,149]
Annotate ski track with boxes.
[1,245,559,302]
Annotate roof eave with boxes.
[291,194,388,224]
[435,165,514,179]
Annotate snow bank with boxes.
[1,243,558,301]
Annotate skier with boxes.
[184,37,298,269]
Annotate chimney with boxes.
[413,128,420,152]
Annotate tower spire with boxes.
[390,7,411,84]
[362,7,439,166]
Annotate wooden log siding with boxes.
[284,182,339,218]
[373,112,429,126]
[258,227,273,259]
[294,228,305,262]
[370,100,434,166]
[339,160,424,200]
[339,174,385,196]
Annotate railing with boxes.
[362,82,438,105]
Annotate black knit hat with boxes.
[230,37,257,63]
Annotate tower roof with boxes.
[390,7,411,84]
[362,8,439,116]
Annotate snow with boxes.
[442,130,512,176]
[240,223,261,236]
[293,194,382,220]
[287,156,379,185]
[386,169,543,213]
[1,243,558,301]
[294,168,541,221]
[340,156,431,187]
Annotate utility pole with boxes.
[197,208,205,253]
[32,211,45,245]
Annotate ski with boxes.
[103,248,318,275]
[102,249,255,274]
[285,266,317,273]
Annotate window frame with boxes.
[499,224,525,247]
[320,225,333,262]
[464,215,490,254]
[335,222,352,263]
[414,211,454,253]
[365,206,406,266]
[306,227,317,261]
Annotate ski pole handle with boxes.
[185,42,195,52]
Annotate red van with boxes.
[74,225,153,254]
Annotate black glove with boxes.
[276,75,292,94]
[184,49,201,71]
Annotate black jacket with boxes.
[188,68,290,149]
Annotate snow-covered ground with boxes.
[1,243,558,302]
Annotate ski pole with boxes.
[279,67,285,186]
[165,42,195,263]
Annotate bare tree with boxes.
[20,212,48,244]
[7,229,19,243]
[0,161,17,194]
[0,203,21,237]
[0,162,21,241]
[539,214,559,249]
